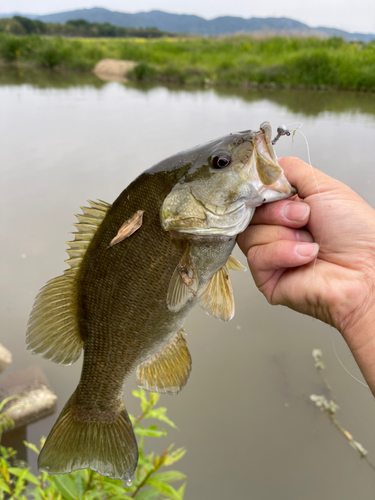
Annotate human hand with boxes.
[238,157,375,392]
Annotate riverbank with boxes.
[1,34,374,91]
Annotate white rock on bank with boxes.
[93,59,137,82]
[0,344,12,375]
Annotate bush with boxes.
[0,390,187,499]
[131,62,158,81]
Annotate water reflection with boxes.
[1,66,375,117]
[1,70,375,499]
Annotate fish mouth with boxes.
[190,190,244,218]
[163,190,246,234]
[252,121,296,197]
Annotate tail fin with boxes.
[38,398,138,481]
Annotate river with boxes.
[1,68,375,499]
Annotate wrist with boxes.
[340,305,375,396]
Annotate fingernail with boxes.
[296,230,314,243]
[284,202,310,221]
[295,243,319,257]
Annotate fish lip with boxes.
[255,121,277,164]
[190,189,244,217]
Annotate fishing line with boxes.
[330,330,369,389]
[283,122,369,389]
[284,122,324,291]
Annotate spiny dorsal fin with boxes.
[26,199,111,365]
[167,248,198,313]
[136,329,191,395]
[198,266,234,322]
[226,255,247,271]
[66,199,111,269]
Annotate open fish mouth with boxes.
[251,122,297,197]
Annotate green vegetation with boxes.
[0,389,186,499]
[0,33,374,91]
[0,16,173,38]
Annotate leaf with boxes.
[147,478,181,500]
[135,426,167,438]
[145,409,177,429]
[152,471,186,483]
[177,483,186,498]
[23,442,40,455]
[23,471,40,486]
[73,471,84,499]
[0,395,21,413]
[150,393,160,406]
[134,489,160,499]
[52,474,79,500]
[0,482,11,494]
[102,482,129,495]
[132,390,149,413]
[8,467,27,476]
[163,448,186,467]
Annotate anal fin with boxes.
[198,266,235,322]
[136,329,192,395]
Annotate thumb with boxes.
[278,157,339,199]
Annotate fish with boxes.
[26,121,295,482]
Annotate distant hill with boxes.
[0,8,374,42]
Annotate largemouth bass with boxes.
[26,122,295,481]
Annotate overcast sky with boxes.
[0,0,374,33]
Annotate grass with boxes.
[0,33,375,91]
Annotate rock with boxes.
[0,365,57,431]
[0,344,12,375]
[93,59,137,82]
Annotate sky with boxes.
[0,0,374,34]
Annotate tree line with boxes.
[0,16,175,38]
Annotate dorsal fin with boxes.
[136,329,191,395]
[167,247,198,313]
[226,255,247,271]
[26,200,111,365]
[198,266,234,322]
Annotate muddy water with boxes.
[2,69,375,499]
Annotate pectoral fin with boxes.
[226,255,247,271]
[107,210,144,248]
[167,249,198,312]
[198,266,235,322]
[136,329,192,395]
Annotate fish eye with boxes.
[212,155,231,169]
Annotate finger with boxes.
[237,225,313,256]
[247,240,319,288]
[251,199,310,227]
[278,157,339,199]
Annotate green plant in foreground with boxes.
[310,349,375,471]
[0,389,186,499]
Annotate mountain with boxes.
[1,8,374,42]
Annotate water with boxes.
[2,68,375,498]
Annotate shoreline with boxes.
[0,34,374,93]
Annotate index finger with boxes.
[251,198,310,227]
